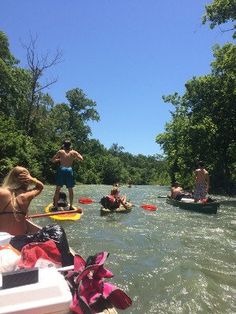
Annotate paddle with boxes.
[78,197,158,211]
[28,208,82,219]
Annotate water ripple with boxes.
[31,185,236,314]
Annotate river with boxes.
[30,185,236,314]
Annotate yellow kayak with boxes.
[44,203,82,221]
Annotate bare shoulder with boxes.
[72,150,81,156]
[0,188,10,197]
[53,149,63,157]
[58,149,65,155]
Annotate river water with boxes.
[31,185,236,314]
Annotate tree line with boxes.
[156,0,236,194]
[0,31,169,186]
[0,0,235,194]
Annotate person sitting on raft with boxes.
[171,182,192,201]
[51,191,69,211]
[101,187,128,210]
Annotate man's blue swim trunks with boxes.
[56,166,75,188]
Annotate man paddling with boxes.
[52,140,83,210]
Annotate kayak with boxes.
[166,196,220,214]
[44,203,82,221]
[100,202,133,216]
[0,219,119,314]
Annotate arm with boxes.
[118,195,128,209]
[52,151,61,163]
[74,150,83,161]
[19,173,44,201]
[30,177,44,196]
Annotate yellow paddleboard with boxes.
[44,203,82,221]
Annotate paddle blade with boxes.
[78,197,94,204]
[140,204,157,211]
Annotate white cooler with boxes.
[0,267,72,314]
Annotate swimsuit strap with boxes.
[0,196,26,216]
[15,197,24,212]
[0,211,26,216]
[0,199,12,213]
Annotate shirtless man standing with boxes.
[52,140,83,210]
[193,161,209,202]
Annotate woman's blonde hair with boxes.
[2,166,29,190]
[1,166,29,221]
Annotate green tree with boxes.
[156,44,236,193]
[0,31,31,121]
[202,0,236,38]
[0,31,17,65]
[0,30,169,186]
[156,0,236,194]
[0,114,40,179]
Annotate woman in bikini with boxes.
[0,166,44,235]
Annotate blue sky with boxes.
[0,0,232,156]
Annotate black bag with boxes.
[10,224,73,266]
[100,196,110,209]
[100,196,119,210]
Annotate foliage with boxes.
[0,30,168,187]
[202,0,236,38]
[77,140,169,185]
[0,114,40,179]
[156,1,236,194]
[3,11,236,194]
[156,43,236,193]
[0,31,18,65]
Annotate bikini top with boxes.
[0,197,26,216]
